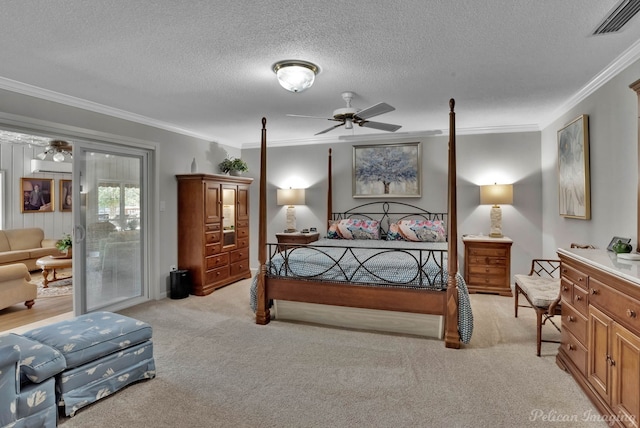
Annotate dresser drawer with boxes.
[467,256,507,267]
[237,219,249,229]
[230,260,250,276]
[205,253,228,270]
[236,227,249,239]
[205,223,220,232]
[206,266,229,284]
[562,303,588,345]
[230,247,249,263]
[572,284,589,317]
[237,236,249,249]
[560,278,573,303]
[467,274,506,287]
[205,243,220,256]
[589,277,640,335]
[561,263,588,288]
[561,328,587,376]
[206,231,221,244]
[468,247,507,258]
[468,265,506,276]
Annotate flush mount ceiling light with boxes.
[272,60,319,93]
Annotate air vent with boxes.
[30,159,72,174]
[593,0,640,35]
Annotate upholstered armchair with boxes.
[0,263,37,311]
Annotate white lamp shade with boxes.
[480,184,513,206]
[277,188,305,206]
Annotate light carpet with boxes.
[58,280,606,428]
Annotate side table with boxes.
[275,232,320,251]
[463,235,512,296]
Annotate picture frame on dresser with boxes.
[606,236,631,252]
[557,114,590,219]
[353,142,421,198]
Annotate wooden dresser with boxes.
[176,173,253,296]
[463,235,512,296]
[557,248,640,427]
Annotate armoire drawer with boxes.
[206,253,228,270]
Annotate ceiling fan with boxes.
[36,140,73,162]
[287,91,402,135]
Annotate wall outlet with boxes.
[170,265,177,271]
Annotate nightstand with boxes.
[275,232,320,251]
[463,235,513,296]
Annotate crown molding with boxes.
[539,38,640,129]
[0,76,213,142]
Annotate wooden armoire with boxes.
[176,173,253,296]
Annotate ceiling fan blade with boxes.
[315,123,345,135]
[359,121,402,132]
[354,102,395,120]
[286,114,335,120]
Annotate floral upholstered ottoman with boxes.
[22,311,156,417]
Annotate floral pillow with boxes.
[387,219,446,242]
[327,219,380,240]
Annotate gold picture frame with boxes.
[21,178,54,213]
[558,115,590,219]
[60,179,72,212]
[353,142,421,198]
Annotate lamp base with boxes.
[489,205,503,238]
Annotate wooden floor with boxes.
[0,271,73,334]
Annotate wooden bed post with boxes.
[256,117,270,324]
[445,98,461,348]
[327,148,333,223]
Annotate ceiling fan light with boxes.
[273,60,318,93]
[345,118,353,129]
[52,152,65,162]
[36,151,47,160]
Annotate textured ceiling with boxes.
[1,1,640,148]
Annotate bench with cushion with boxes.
[514,259,562,356]
[21,311,156,417]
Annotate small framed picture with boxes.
[60,179,72,212]
[21,178,54,213]
[607,236,631,252]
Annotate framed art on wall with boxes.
[60,179,72,212]
[21,178,54,212]
[558,114,590,219]
[353,142,421,198]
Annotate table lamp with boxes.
[480,184,513,238]
[277,188,305,232]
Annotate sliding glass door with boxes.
[73,143,151,313]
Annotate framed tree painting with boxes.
[558,115,590,219]
[60,179,72,212]
[21,178,54,212]
[353,142,421,198]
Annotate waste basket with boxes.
[170,269,191,299]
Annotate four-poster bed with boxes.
[252,99,471,348]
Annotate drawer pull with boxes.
[567,344,575,351]
[627,309,637,319]
[590,289,599,295]
[575,295,582,302]
[567,315,575,322]
[606,355,616,366]
[562,285,569,292]
[578,277,583,282]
